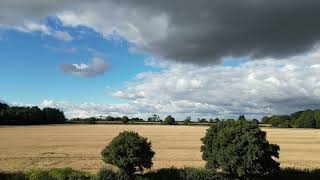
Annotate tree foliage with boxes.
[262,109,320,128]
[201,120,280,178]
[164,115,176,125]
[121,116,130,124]
[0,103,66,125]
[148,114,162,122]
[101,131,155,175]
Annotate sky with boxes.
[1,0,320,120]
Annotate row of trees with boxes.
[261,109,320,128]
[0,102,66,125]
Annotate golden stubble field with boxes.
[0,125,320,172]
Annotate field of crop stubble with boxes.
[0,125,320,172]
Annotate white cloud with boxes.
[52,30,73,41]
[16,21,73,41]
[60,57,109,77]
[34,49,320,120]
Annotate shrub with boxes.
[184,167,223,180]
[48,167,92,180]
[121,116,130,124]
[28,170,53,180]
[141,167,185,180]
[278,121,292,128]
[0,171,27,180]
[164,115,176,125]
[201,120,280,178]
[101,131,155,175]
[271,168,320,180]
[27,168,92,180]
[252,119,259,124]
[97,168,130,180]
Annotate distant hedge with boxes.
[0,102,66,125]
[262,109,320,128]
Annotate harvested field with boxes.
[0,125,319,172]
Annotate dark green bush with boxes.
[184,167,223,180]
[278,121,292,128]
[139,167,226,180]
[0,171,27,180]
[27,168,93,180]
[101,131,155,175]
[201,120,280,178]
[97,168,129,180]
[270,168,320,180]
[164,115,176,125]
[3,167,320,180]
[121,116,130,124]
[28,170,53,180]
[48,167,92,180]
[140,167,185,180]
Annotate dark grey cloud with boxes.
[111,0,320,63]
[2,0,320,64]
[60,57,109,77]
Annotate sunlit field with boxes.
[0,125,319,172]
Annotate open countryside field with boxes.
[0,125,320,172]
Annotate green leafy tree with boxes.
[252,118,259,124]
[121,116,130,124]
[43,108,66,124]
[238,115,246,121]
[0,102,9,111]
[101,131,155,175]
[184,116,191,124]
[198,118,208,123]
[261,116,270,124]
[201,120,280,178]
[164,115,176,125]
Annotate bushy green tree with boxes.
[238,115,246,121]
[252,118,259,124]
[198,118,208,123]
[183,116,191,125]
[0,104,66,125]
[261,116,270,124]
[164,115,176,125]
[201,120,280,178]
[121,116,130,124]
[101,131,155,175]
[0,102,9,111]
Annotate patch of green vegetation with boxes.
[262,109,320,128]
[2,167,320,180]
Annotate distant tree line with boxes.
[70,116,144,124]
[261,109,320,128]
[0,102,66,125]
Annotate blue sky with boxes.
[0,18,152,105]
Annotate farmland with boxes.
[0,125,320,172]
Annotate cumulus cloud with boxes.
[110,49,320,119]
[60,57,109,77]
[1,1,320,63]
[35,49,320,119]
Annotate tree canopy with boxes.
[101,131,155,175]
[201,120,280,177]
[0,103,66,125]
[261,109,320,128]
